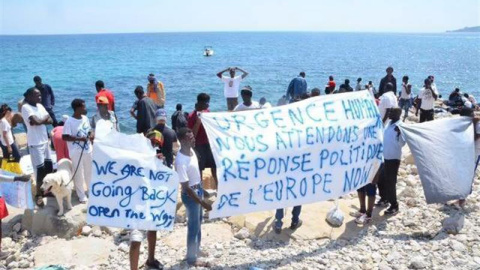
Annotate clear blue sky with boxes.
[1,0,479,35]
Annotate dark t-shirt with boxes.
[136,97,156,134]
[153,124,177,168]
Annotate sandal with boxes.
[145,259,164,270]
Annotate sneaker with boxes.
[145,259,164,270]
[355,214,372,225]
[384,207,399,215]
[375,199,389,207]
[349,211,366,218]
[273,223,282,234]
[290,220,303,230]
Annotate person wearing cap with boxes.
[51,115,70,161]
[217,67,249,111]
[379,67,397,96]
[234,86,260,111]
[95,80,115,111]
[129,129,165,270]
[151,109,178,168]
[91,96,119,133]
[286,72,307,102]
[33,76,58,127]
[147,74,166,108]
[355,78,363,91]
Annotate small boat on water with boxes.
[203,46,214,57]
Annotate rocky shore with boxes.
[1,114,479,270]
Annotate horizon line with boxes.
[1,29,472,37]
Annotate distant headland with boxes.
[447,26,480,32]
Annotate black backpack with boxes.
[174,111,188,131]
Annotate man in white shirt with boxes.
[416,78,438,123]
[234,86,260,112]
[62,99,93,203]
[399,75,413,121]
[21,88,53,207]
[175,128,211,267]
[378,107,405,215]
[217,67,249,111]
[378,83,398,124]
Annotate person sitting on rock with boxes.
[175,128,212,267]
[129,130,166,270]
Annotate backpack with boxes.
[175,111,188,131]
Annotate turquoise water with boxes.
[1,32,479,133]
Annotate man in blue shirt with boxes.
[34,76,57,127]
[286,72,307,103]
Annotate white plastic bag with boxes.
[326,200,344,227]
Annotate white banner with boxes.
[399,117,475,203]
[201,90,384,218]
[0,170,34,209]
[86,131,179,231]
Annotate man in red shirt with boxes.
[187,93,217,189]
[95,80,115,111]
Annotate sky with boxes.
[1,0,479,35]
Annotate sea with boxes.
[1,32,479,133]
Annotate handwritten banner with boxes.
[0,170,34,209]
[200,91,383,218]
[86,131,179,231]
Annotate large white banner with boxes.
[87,131,179,231]
[399,117,475,203]
[201,91,383,218]
[0,170,34,209]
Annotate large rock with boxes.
[34,238,114,267]
[22,197,87,238]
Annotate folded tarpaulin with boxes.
[398,117,475,204]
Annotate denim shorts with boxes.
[357,183,376,196]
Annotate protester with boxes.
[286,72,307,102]
[217,67,249,111]
[380,107,405,215]
[416,78,438,123]
[352,170,380,224]
[62,99,93,204]
[467,93,477,107]
[187,93,217,189]
[95,80,115,111]
[273,206,302,234]
[325,76,336,94]
[91,96,119,133]
[0,105,21,163]
[355,78,363,91]
[448,88,462,105]
[129,130,166,270]
[152,109,178,168]
[399,76,413,121]
[133,86,157,135]
[378,83,398,123]
[147,74,166,108]
[21,88,53,207]
[171,104,189,132]
[259,97,272,109]
[338,79,353,92]
[428,75,438,92]
[33,76,57,127]
[234,86,260,111]
[310,88,321,97]
[51,115,70,161]
[175,128,212,267]
[277,95,288,106]
[0,173,30,260]
[462,95,473,109]
[379,66,397,96]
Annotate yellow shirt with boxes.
[147,82,165,107]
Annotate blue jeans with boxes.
[181,187,203,264]
[275,206,302,227]
[399,98,412,119]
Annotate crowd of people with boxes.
[0,67,478,268]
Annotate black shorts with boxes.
[194,144,216,170]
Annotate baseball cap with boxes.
[96,96,109,105]
[155,109,167,121]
